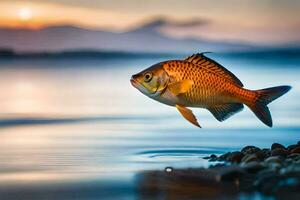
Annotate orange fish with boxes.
[130,53,291,127]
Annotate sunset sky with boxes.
[0,0,299,45]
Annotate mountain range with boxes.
[0,18,268,53]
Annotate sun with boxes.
[18,7,33,21]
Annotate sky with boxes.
[0,0,299,45]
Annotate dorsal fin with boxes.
[184,53,243,87]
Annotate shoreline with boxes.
[137,141,300,200]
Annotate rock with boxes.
[219,166,246,181]
[269,163,282,171]
[203,154,218,161]
[273,179,300,200]
[290,147,300,154]
[209,154,218,161]
[242,161,265,173]
[287,153,300,160]
[242,154,258,163]
[255,150,267,160]
[287,144,299,152]
[241,146,261,155]
[262,148,271,157]
[218,152,232,161]
[271,143,286,150]
[298,141,300,145]
[255,172,282,195]
[211,154,217,159]
[271,148,289,157]
[227,151,244,163]
[284,158,294,165]
[265,156,282,164]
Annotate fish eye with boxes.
[144,72,153,82]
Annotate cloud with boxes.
[135,16,210,31]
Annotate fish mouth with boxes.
[130,76,149,95]
[130,77,139,88]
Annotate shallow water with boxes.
[0,53,299,199]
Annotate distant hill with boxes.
[0,18,258,53]
[0,48,181,59]
[1,47,299,61]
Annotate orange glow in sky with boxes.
[0,0,299,44]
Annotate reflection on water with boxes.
[0,53,299,199]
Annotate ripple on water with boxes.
[132,148,224,163]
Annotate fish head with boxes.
[130,63,169,98]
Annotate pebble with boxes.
[255,172,281,195]
[210,154,217,159]
[271,143,286,150]
[241,146,261,155]
[218,152,232,161]
[242,161,265,173]
[202,141,300,197]
[255,150,267,160]
[290,147,300,154]
[271,148,289,157]
[269,163,282,171]
[287,144,299,152]
[228,151,244,163]
[242,154,258,163]
[264,156,282,164]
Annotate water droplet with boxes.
[165,167,173,173]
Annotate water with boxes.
[0,53,299,199]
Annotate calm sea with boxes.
[0,52,299,199]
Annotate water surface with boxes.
[0,53,299,199]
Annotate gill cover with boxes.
[131,63,169,97]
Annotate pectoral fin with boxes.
[168,80,193,96]
[176,104,201,128]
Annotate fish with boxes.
[130,53,291,128]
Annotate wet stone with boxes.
[290,147,300,154]
[269,163,282,171]
[271,143,286,151]
[242,154,258,163]
[271,148,289,157]
[287,153,300,160]
[177,142,300,198]
[211,154,217,159]
[241,146,261,155]
[204,154,218,160]
[255,150,267,160]
[227,151,244,163]
[287,144,299,152]
[255,172,282,195]
[218,152,232,161]
[264,156,282,164]
[262,148,271,157]
[242,161,265,173]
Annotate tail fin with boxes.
[248,86,291,127]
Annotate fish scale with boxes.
[163,60,240,107]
